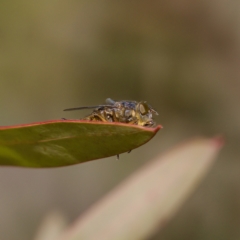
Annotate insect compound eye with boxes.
[139,103,148,115]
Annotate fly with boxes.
[64,98,158,127]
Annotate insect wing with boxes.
[64,105,113,111]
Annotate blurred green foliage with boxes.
[0,1,239,240]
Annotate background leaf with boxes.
[58,137,223,240]
[0,120,161,168]
[34,211,67,240]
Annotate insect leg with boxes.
[94,113,108,122]
[111,109,119,122]
[127,118,138,125]
[83,112,108,122]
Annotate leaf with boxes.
[57,137,223,240]
[34,211,67,240]
[0,120,161,168]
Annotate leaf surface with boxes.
[58,137,223,240]
[0,120,161,167]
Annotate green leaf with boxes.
[57,137,223,240]
[0,120,161,168]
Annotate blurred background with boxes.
[0,0,240,239]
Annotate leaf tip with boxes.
[155,125,163,131]
[211,135,225,149]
